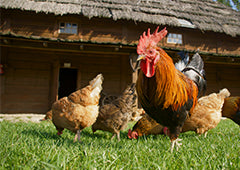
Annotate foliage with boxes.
[0,119,239,169]
[214,0,240,11]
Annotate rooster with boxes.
[92,83,137,141]
[222,97,240,126]
[52,74,103,142]
[136,27,205,151]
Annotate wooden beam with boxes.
[49,59,60,106]
[1,37,240,65]
[0,37,136,55]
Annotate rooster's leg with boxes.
[170,138,182,152]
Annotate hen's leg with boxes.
[57,127,64,136]
[204,131,208,138]
[170,138,182,152]
[117,132,120,141]
[74,134,77,142]
[111,134,116,140]
[74,130,82,142]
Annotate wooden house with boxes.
[0,0,240,113]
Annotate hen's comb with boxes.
[137,26,168,54]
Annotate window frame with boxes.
[59,22,78,34]
[167,33,183,45]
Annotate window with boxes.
[167,33,183,44]
[59,22,78,34]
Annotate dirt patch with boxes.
[0,114,45,123]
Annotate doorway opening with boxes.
[58,68,78,99]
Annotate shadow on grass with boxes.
[20,126,128,145]
[21,128,101,144]
[20,128,154,150]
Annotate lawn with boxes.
[0,119,239,169]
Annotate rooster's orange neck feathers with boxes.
[155,48,198,111]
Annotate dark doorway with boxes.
[58,68,78,99]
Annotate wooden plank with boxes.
[204,63,240,96]
[1,47,53,113]
[49,59,60,106]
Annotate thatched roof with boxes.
[1,0,240,37]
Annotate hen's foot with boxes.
[111,134,116,140]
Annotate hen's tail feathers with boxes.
[118,83,137,106]
[233,111,240,125]
[90,74,104,90]
[219,88,231,98]
[122,83,136,94]
[89,74,104,98]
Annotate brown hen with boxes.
[222,97,240,126]
[92,83,137,141]
[128,113,165,139]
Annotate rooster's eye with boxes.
[149,50,153,54]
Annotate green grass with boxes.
[0,119,239,169]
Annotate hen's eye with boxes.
[149,50,153,54]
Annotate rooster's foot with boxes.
[170,138,182,152]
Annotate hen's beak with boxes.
[137,55,146,61]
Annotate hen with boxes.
[136,27,205,151]
[182,88,230,136]
[128,113,165,139]
[222,97,240,126]
[41,110,52,121]
[52,74,103,142]
[128,88,230,139]
[92,83,137,141]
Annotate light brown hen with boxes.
[52,74,103,142]
[182,88,230,136]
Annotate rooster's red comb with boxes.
[137,26,168,55]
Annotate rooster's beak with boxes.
[137,55,145,61]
